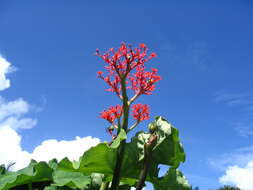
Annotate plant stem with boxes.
[100,182,109,190]
[111,79,129,190]
[135,145,151,190]
[28,183,33,190]
[135,134,157,190]
[127,121,140,133]
[110,140,126,190]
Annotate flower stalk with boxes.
[96,43,161,190]
[110,79,129,190]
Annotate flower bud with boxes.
[148,123,157,132]
[108,125,115,131]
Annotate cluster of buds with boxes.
[96,43,161,137]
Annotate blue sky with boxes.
[0,1,253,189]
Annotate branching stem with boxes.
[127,121,140,133]
[110,77,130,190]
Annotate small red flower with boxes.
[149,53,157,58]
[100,105,122,123]
[139,43,147,49]
[97,71,103,75]
[132,104,150,121]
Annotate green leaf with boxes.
[48,159,58,170]
[76,143,117,175]
[110,129,127,149]
[149,116,186,168]
[90,173,104,189]
[119,184,131,190]
[53,170,91,189]
[153,168,191,190]
[119,116,186,184]
[56,143,139,186]
[0,160,53,190]
[44,185,58,190]
[0,164,6,175]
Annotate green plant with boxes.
[210,185,242,190]
[0,43,191,190]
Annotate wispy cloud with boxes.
[214,91,253,137]
[209,145,253,171]
[234,122,253,137]
[186,42,210,70]
[185,173,218,189]
[156,35,211,70]
[212,92,253,189]
[214,91,253,109]
[0,97,37,130]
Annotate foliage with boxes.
[0,117,191,190]
[210,185,242,190]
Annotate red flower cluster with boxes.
[96,43,160,98]
[131,104,150,121]
[100,105,122,124]
[97,72,121,97]
[129,67,161,95]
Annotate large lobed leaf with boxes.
[53,170,91,189]
[0,160,53,190]
[153,168,191,190]
[150,116,185,168]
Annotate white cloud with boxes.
[0,54,100,171]
[0,126,100,171]
[0,96,38,170]
[219,161,253,190]
[0,55,13,91]
[1,117,37,130]
[0,126,31,171]
[0,96,100,171]
[0,98,30,120]
[209,145,253,171]
[210,146,253,190]
[31,136,100,162]
[0,97,37,130]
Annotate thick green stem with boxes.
[100,182,109,190]
[120,77,130,132]
[111,79,129,190]
[110,140,126,190]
